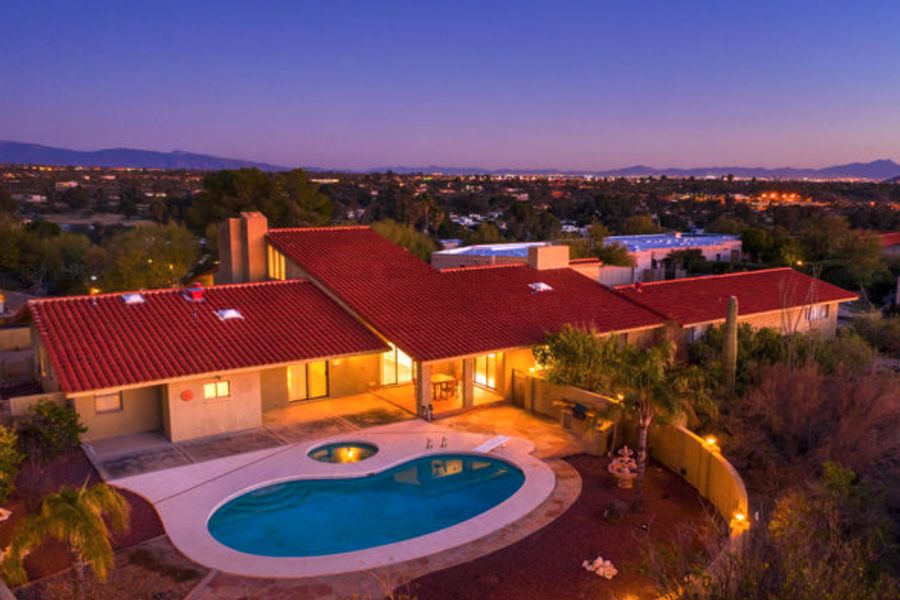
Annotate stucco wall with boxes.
[75,385,164,442]
[649,424,749,537]
[330,354,380,397]
[164,371,262,442]
[259,366,290,411]
[502,348,534,400]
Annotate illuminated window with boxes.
[475,353,501,389]
[289,361,329,400]
[204,380,230,400]
[267,245,286,280]
[381,343,414,385]
[37,347,49,378]
[95,392,123,413]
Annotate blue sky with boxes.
[2,1,899,169]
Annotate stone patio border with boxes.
[114,420,556,578]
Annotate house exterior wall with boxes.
[259,354,381,412]
[76,385,164,442]
[679,301,841,346]
[502,348,535,400]
[163,371,262,442]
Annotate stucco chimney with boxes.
[527,245,570,270]
[216,212,269,284]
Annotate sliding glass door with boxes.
[474,353,501,389]
[381,342,414,386]
[288,360,329,401]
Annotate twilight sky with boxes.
[2,0,899,170]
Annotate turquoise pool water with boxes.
[207,454,524,557]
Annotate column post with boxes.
[462,358,475,409]
[415,361,433,420]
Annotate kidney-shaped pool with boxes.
[207,453,525,557]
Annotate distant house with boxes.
[14,213,856,444]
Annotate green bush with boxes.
[16,400,87,464]
[0,426,24,502]
[853,315,900,358]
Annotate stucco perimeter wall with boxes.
[649,424,749,537]
[515,371,612,420]
[76,385,164,442]
[8,391,65,417]
[164,371,262,442]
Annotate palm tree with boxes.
[537,325,710,508]
[2,482,131,599]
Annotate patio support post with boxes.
[462,358,475,409]
[416,361,432,420]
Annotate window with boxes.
[806,305,829,321]
[475,353,501,389]
[289,361,329,400]
[381,343,414,386]
[204,380,230,400]
[267,245,286,280]
[95,392,123,413]
[689,324,709,343]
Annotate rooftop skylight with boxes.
[121,293,145,305]
[216,308,243,321]
[528,282,554,293]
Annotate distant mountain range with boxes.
[378,159,900,181]
[0,141,287,171]
[2,140,900,180]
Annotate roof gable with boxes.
[31,280,388,394]
[614,268,857,326]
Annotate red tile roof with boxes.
[30,280,388,394]
[267,227,663,361]
[614,268,857,327]
[878,231,900,248]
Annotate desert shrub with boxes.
[721,363,900,512]
[645,464,899,600]
[854,314,900,357]
[16,400,86,464]
[0,426,24,502]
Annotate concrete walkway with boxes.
[85,392,414,480]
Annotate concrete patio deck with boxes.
[85,392,414,480]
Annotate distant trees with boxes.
[187,168,331,232]
[99,224,200,292]
[619,214,663,235]
[371,219,437,261]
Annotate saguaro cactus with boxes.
[723,295,738,394]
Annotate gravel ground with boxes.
[406,454,712,600]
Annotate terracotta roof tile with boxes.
[30,280,388,394]
[267,227,663,361]
[614,268,857,326]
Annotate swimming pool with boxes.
[207,453,524,557]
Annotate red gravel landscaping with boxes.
[0,447,164,581]
[405,454,712,600]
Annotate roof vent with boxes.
[121,293,145,305]
[528,282,554,293]
[183,283,204,302]
[216,308,243,321]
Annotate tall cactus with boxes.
[723,295,738,394]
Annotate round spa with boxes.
[308,441,378,464]
[207,454,525,557]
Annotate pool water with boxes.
[308,442,378,463]
[207,454,524,557]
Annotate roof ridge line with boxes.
[28,279,311,304]
[612,267,793,290]
[438,263,527,273]
[268,225,372,233]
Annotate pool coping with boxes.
[113,420,557,578]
